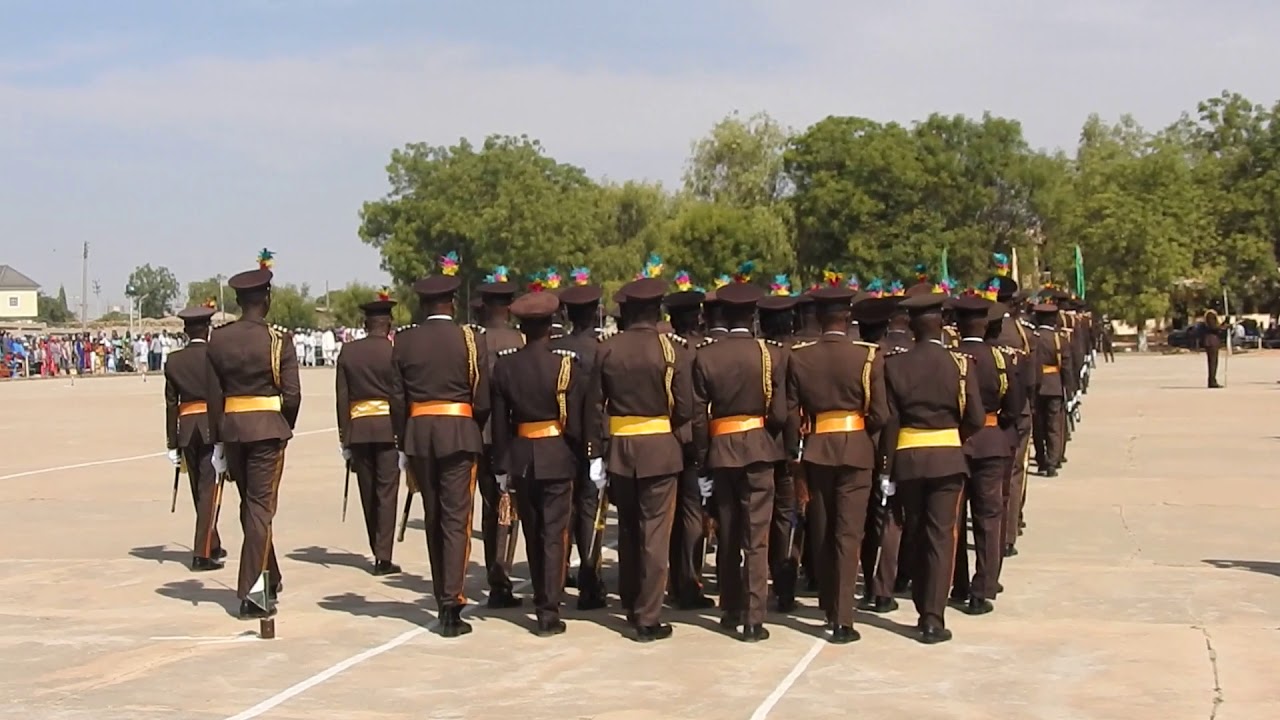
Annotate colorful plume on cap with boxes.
[993,253,1011,277]
[439,251,460,276]
[822,269,844,287]
[376,287,391,302]
[888,280,905,296]
[733,261,755,284]
[570,267,591,285]
[846,274,861,292]
[257,248,275,270]
[527,271,545,293]
[204,297,217,309]
[544,267,561,290]
[485,265,510,284]
[674,270,693,292]
[635,253,663,280]
[980,280,999,301]
[865,278,885,298]
[914,263,929,283]
[713,274,731,289]
[771,274,791,296]
[933,276,956,296]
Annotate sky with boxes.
[3,0,1279,314]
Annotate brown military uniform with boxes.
[668,327,709,607]
[861,329,914,602]
[881,339,985,634]
[1203,310,1222,387]
[164,339,222,561]
[389,317,489,613]
[997,315,1037,549]
[491,342,589,625]
[205,319,301,601]
[589,321,693,630]
[551,329,606,599]
[336,335,400,564]
[787,332,888,630]
[476,323,524,600]
[693,331,791,629]
[1032,322,1072,472]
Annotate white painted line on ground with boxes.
[749,637,826,720]
[0,427,336,481]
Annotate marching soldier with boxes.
[336,290,401,576]
[390,262,489,637]
[879,290,985,644]
[703,288,729,338]
[164,300,226,571]
[474,268,525,609]
[758,291,802,611]
[664,283,716,610]
[693,282,791,641]
[787,284,888,643]
[1203,306,1223,389]
[205,256,301,619]
[949,294,1023,614]
[589,276,693,642]
[491,290,591,637]
[1032,301,1071,477]
[552,269,608,608]
[989,270,1035,557]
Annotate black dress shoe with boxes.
[830,625,860,644]
[856,595,877,611]
[1046,467,1059,478]
[373,560,401,576]
[191,556,224,572]
[775,596,797,613]
[213,547,228,560]
[868,596,898,614]
[486,591,523,609]
[676,594,715,611]
[440,608,472,638]
[239,600,276,620]
[892,578,911,595]
[719,613,741,633]
[534,619,567,637]
[741,624,770,642]
[964,596,994,615]
[995,582,1004,594]
[919,626,953,645]
[577,593,607,611]
[625,611,638,627]
[1019,520,1026,529]
[633,623,673,643]
[949,589,968,605]
[1003,544,1018,558]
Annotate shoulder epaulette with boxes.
[665,332,688,348]
[212,321,231,331]
[764,338,784,348]
[886,345,911,356]
[596,330,618,343]
[696,337,717,349]
[497,347,519,357]
[791,340,817,351]
[851,340,878,349]
[269,324,291,336]
[551,348,577,359]
[466,323,487,335]
[396,324,418,333]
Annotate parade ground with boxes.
[1,352,1277,720]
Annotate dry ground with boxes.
[1,352,1278,719]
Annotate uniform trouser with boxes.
[516,476,573,623]
[571,466,605,596]
[668,464,707,602]
[410,452,477,611]
[181,442,223,559]
[714,463,775,627]
[613,473,677,627]
[350,442,399,562]
[226,440,285,600]
[951,457,1006,599]
[1206,345,1220,385]
[861,481,905,599]
[1033,396,1065,468]
[805,463,872,628]
[769,461,801,603]
[1004,430,1031,547]
[477,447,515,594]
[899,473,964,630]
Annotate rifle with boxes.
[169,458,183,513]
[341,460,351,522]
[587,484,609,572]
[397,463,418,542]
[204,472,227,557]
[498,490,520,569]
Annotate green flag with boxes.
[940,247,949,282]
[1074,245,1086,299]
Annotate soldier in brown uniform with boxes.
[989,275,1035,557]
[692,283,791,642]
[1203,307,1223,388]
[552,273,608,608]
[1032,301,1071,477]
[164,301,226,571]
[491,291,591,637]
[473,269,525,609]
[759,292,802,611]
[787,285,888,643]
[336,291,401,576]
[589,277,693,642]
[663,284,716,610]
[205,264,301,619]
[390,269,489,637]
[949,294,1023,615]
[880,291,985,644]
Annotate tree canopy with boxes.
[126,264,179,318]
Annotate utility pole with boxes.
[216,273,226,321]
[80,242,89,332]
[92,280,101,321]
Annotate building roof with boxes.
[0,265,40,290]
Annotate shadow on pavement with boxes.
[129,544,192,565]
[286,545,369,571]
[1202,559,1280,579]
[155,578,240,618]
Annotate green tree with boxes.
[37,289,72,323]
[125,264,179,318]
[265,283,317,330]
[325,282,381,327]
[186,277,239,314]
[656,200,793,285]
[684,111,793,209]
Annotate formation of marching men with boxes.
[162,250,1095,643]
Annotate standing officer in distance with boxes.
[205,253,301,619]
[692,281,791,642]
[1031,300,1070,477]
[491,290,592,637]
[879,290,985,644]
[164,300,226,571]
[589,274,693,642]
[1202,306,1223,389]
[389,255,489,637]
[336,289,401,576]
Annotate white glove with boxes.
[166,449,181,467]
[879,474,896,498]
[496,474,510,493]
[697,475,713,499]
[340,446,352,462]
[588,457,607,490]
[211,443,227,474]
[398,451,409,472]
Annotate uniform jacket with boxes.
[955,338,1024,459]
[477,324,524,445]
[205,319,301,444]
[551,330,600,378]
[1034,325,1073,398]
[880,340,985,481]
[336,335,396,446]
[997,315,1038,430]
[490,342,589,480]
[390,317,489,458]
[692,331,789,469]
[786,332,888,469]
[164,340,211,449]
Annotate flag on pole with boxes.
[1074,245,1086,299]
[940,247,949,282]
[1011,248,1020,288]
